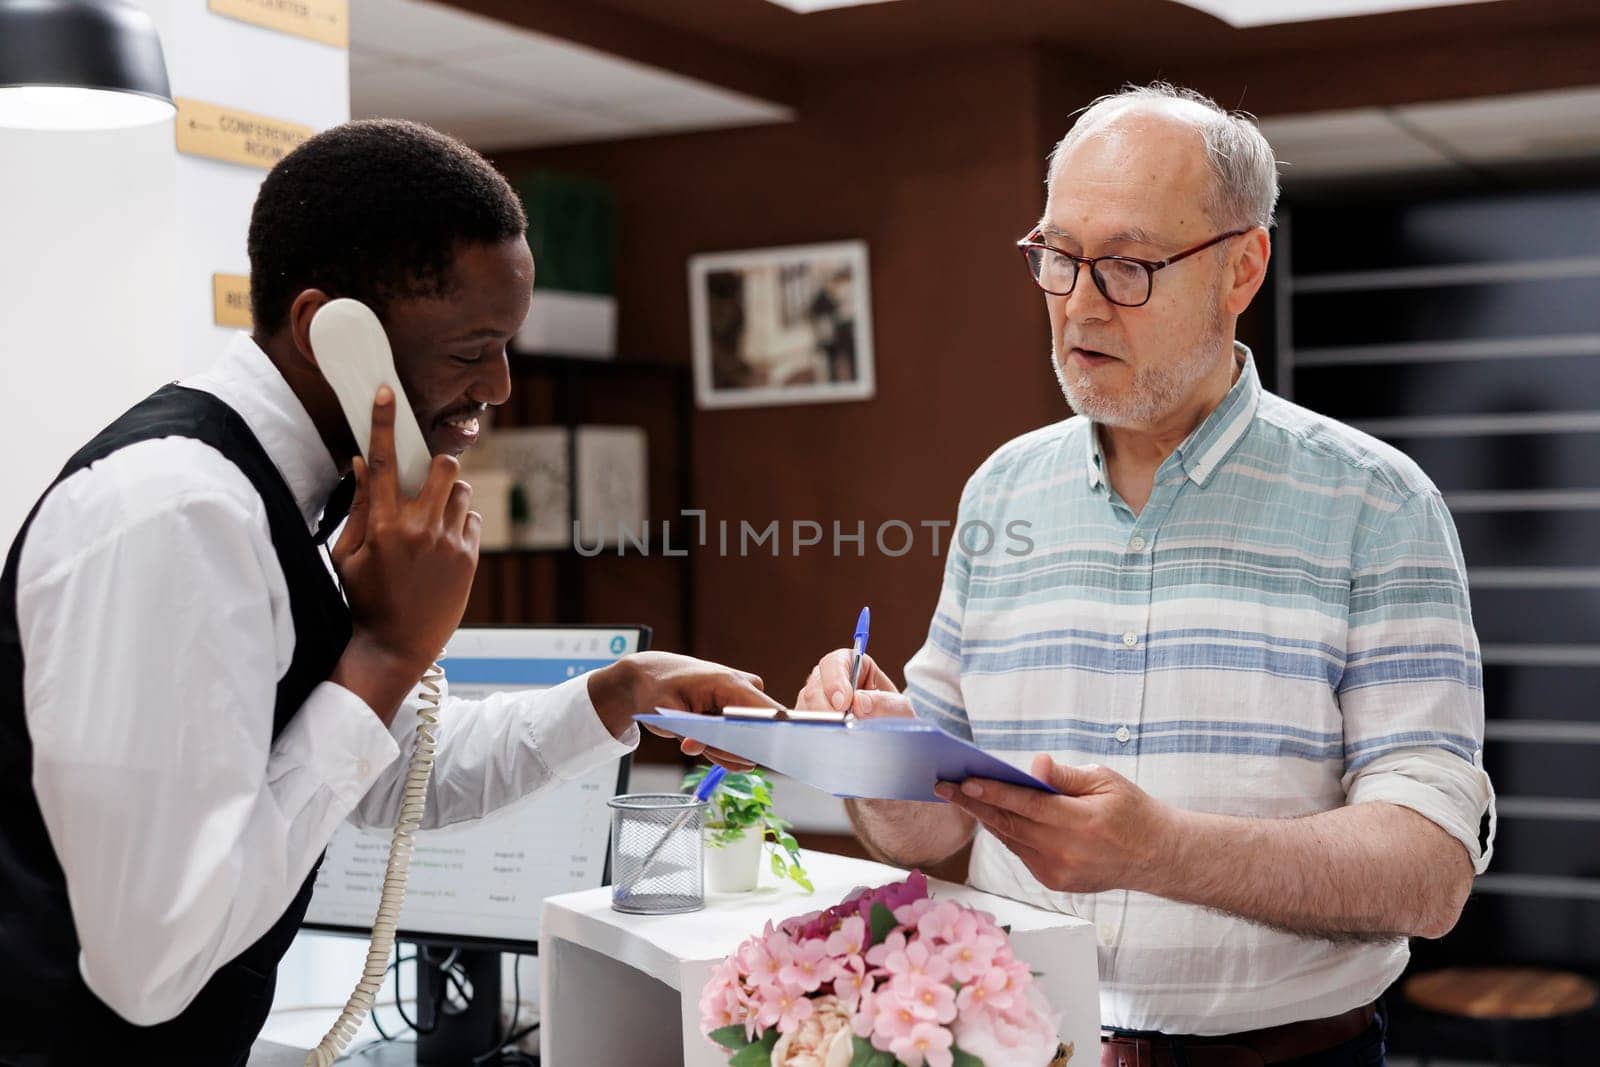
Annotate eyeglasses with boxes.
[1016,228,1249,308]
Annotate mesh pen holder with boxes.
[608,793,708,915]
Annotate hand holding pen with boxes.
[793,606,916,720]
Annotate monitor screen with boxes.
[302,625,648,950]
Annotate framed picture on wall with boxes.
[688,240,875,409]
[480,426,570,549]
[575,425,649,548]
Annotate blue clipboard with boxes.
[635,709,1056,802]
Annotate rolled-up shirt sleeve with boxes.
[1338,489,1495,872]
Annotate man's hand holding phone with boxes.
[330,387,479,724]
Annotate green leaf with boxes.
[708,1024,750,1051]
[771,851,786,877]
[728,1041,773,1067]
[950,1045,986,1067]
[727,1028,777,1066]
[849,1036,878,1067]
[868,901,898,946]
[790,865,814,893]
[717,802,762,832]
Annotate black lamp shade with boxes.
[0,0,172,106]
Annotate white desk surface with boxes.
[540,849,1092,989]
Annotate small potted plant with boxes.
[683,765,812,894]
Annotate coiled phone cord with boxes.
[305,661,443,1067]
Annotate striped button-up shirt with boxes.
[904,344,1495,1035]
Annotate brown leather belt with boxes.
[1099,1003,1377,1067]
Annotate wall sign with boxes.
[212,273,253,328]
[175,98,313,170]
[208,0,349,49]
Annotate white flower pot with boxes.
[704,827,763,893]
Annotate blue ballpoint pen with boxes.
[626,764,726,891]
[846,606,871,719]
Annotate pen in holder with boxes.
[609,766,726,914]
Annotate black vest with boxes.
[0,385,352,1065]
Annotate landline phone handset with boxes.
[304,299,443,1067]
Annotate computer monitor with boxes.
[302,624,649,1063]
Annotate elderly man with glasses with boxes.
[798,83,1493,1067]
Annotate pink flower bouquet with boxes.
[699,871,1066,1067]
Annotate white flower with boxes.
[770,994,854,1067]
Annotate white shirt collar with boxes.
[181,332,343,534]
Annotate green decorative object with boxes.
[512,170,615,296]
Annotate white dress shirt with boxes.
[15,333,637,1026]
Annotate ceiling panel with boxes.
[1398,86,1600,162]
[1260,108,1458,178]
[604,82,787,129]
[351,0,523,62]
[351,64,648,146]
[348,0,791,150]
[1259,84,1600,181]
[457,39,683,101]
[351,64,502,119]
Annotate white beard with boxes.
[1053,299,1228,428]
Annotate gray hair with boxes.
[1049,82,1280,231]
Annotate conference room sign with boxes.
[174,99,315,170]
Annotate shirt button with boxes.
[1122,630,1139,648]
[1098,924,1115,947]
[1115,726,1132,744]
[1129,535,1147,552]
[356,759,370,777]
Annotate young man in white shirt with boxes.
[0,119,766,1064]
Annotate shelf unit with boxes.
[465,353,695,654]
[1275,185,1600,1061]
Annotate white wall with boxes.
[151,1,349,372]
[0,2,352,549]
[0,123,181,546]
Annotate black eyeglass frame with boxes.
[1016,227,1250,307]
